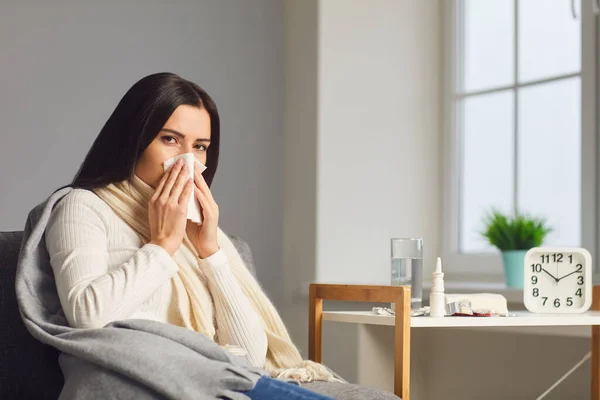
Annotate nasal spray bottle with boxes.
[429,257,446,317]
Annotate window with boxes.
[443,0,597,279]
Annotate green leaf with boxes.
[480,208,552,251]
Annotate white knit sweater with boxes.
[44,188,268,368]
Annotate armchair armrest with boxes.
[308,284,411,400]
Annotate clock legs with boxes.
[592,285,600,400]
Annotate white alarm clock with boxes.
[523,247,592,313]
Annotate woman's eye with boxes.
[162,136,206,151]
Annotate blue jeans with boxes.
[243,376,334,400]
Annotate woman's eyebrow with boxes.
[160,128,211,142]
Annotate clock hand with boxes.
[541,268,559,282]
[557,270,579,282]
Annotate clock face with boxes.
[523,247,592,313]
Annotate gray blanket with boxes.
[15,186,268,400]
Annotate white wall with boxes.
[316,0,443,285]
[0,0,285,304]
[283,0,443,384]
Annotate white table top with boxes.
[322,311,600,328]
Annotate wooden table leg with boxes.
[309,285,323,363]
[394,287,411,400]
[592,285,600,400]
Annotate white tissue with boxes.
[162,153,207,224]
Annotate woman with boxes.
[45,72,336,399]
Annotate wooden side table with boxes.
[309,284,600,400]
[308,284,411,399]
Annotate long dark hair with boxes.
[58,72,220,192]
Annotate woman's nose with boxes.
[181,146,194,154]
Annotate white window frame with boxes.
[442,0,598,283]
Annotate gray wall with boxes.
[0,0,284,304]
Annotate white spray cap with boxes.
[434,257,443,274]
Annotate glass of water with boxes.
[391,238,423,309]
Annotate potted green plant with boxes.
[481,210,552,288]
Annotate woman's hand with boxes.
[186,161,220,259]
[148,159,194,256]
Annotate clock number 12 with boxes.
[541,254,563,263]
